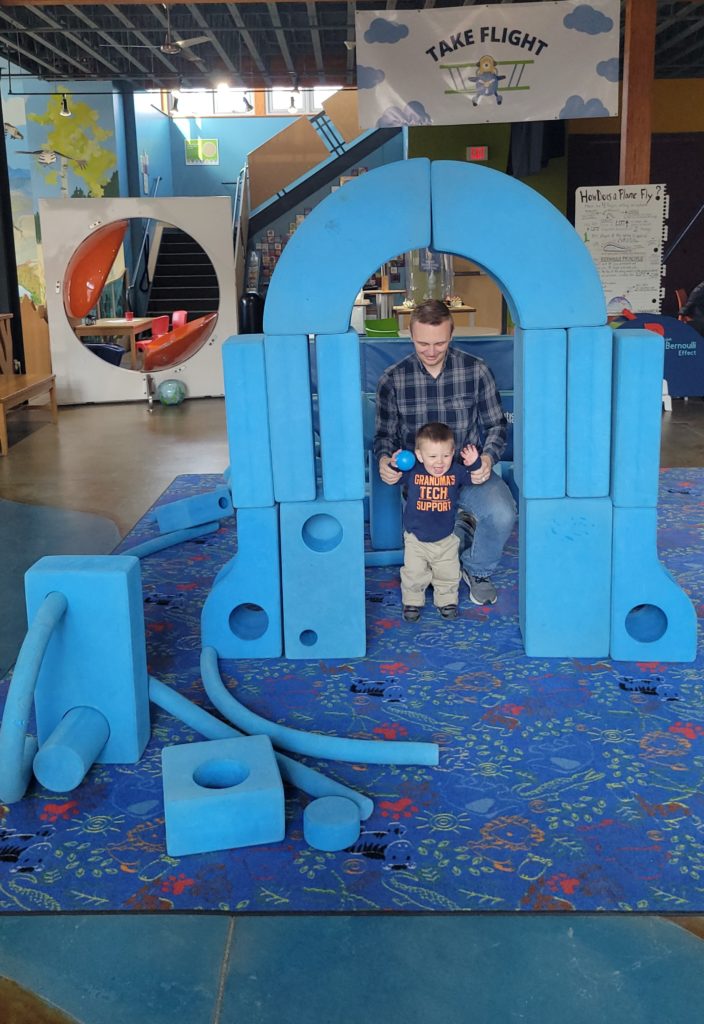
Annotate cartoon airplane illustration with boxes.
[440,57,534,103]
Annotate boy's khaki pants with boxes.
[401,531,461,608]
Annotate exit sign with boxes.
[467,146,489,161]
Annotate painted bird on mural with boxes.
[15,147,87,170]
[3,122,23,139]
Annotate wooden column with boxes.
[619,0,657,185]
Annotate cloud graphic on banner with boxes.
[560,95,610,118]
[376,101,432,128]
[564,4,614,34]
[597,57,620,82]
[357,66,386,89]
[364,18,410,44]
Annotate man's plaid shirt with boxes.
[373,346,507,465]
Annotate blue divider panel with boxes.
[567,326,612,497]
[368,450,403,551]
[162,735,285,856]
[25,555,150,763]
[611,329,664,508]
[201,505,282,658]
[513,328,566,498]
[519,497,612,657]
[264,334,316,503]
[264,159,432,336]
[611,506,697,662]
[316,330,365,500]
[222,335,274,508]
[280,495,365,659]
[430,161,606,330]
[156,485,233,533]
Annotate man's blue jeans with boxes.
[454,471,516,578]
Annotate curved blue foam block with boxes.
[368,450,403,551]
[430,161,606,329]
[567,326,612,497]
[611,507,697,662]
[33,705,109,793]
[513,328,566,498]
[611,329,664,509]
[156,486,233,533]
[264,158,432,336]
[201,505,282,658]
[304,796,361,852]
[316,331,365,501]
[264,334,316,503]
[222,335,274,508]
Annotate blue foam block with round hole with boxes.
[155,485,233,534]
[315,330,365,501]
[567,326,612,497]
[201,505,282,658]
[611,506,696,662]
[162,734,285,857]
[611,329,664,509]
[222,335,275,508]
[264,333,316,503]
[513,328,567,498]
[264,159,432,336]
[303,796,361,851]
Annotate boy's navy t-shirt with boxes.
[401,456,481,542]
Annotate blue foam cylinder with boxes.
[567,326,612,497]
[264,334,316,503]
[222,335,275,508]
[156,486,233,533]
[303,796,361,851]
[611,329,664,508]
[368,450,403,551]
[123,522,219,559]
[316,331,365,500]
[513,328,567,498]
[33,705,110,793]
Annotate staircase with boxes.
[146,228,220,320]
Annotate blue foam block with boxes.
[264,334,316,503]
[611,329,664,508]
[303,796,361,852]
[25,555,150,763]
[264,159,431,336]
[316,330,365,500]
[519,497,612,657]
[611,507,697,662]
[222,335,274,508]
[156,486,233,534]
[567,326,612,497]
[368,450,403,551]
[280,495,366,659]
[162,734,285,856]
[430,161,606,330]
[201,505,282,658]
[513,328,566,498]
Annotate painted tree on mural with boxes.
[27,94,117,198]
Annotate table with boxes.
[363,289,406,319]
[393,304,477,329]
[75,317,154,370]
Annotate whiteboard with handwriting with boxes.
[574,183,669,315]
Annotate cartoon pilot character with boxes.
[468,55,506,106]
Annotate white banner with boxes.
[356,1,620,129]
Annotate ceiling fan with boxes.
[158,5,209,59]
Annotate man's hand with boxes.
[460,444,479,467]
[470,452,493,485]
[379,453,403,485]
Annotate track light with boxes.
[289,94,297,112]
[242,92,254,112]
[59,93,71,117]
[170,92,179,113]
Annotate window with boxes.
[266,87,342,115]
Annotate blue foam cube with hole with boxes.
[162,734,285,857]
[156,486,233,533]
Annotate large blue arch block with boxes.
[567,326,612,497]
[25,555,150,763]
[316,330,365,501]
[611,507,697,662]
[222,335,274,508]
[430,161,606,330]
[280,496,366,659]
[264,159,432,336]
[201,505,282,658]
[519,497,612,657]
[264,334,316,503]
[513,328,566,498]
[611,329,664,508]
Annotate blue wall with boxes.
[134,95,174,197]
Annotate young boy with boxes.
[388,421,482,621]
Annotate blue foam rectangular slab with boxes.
[611,506,697,662]
[316,331,365,501]
[222,336,274,508]
[280,495,365,659]
[567,326,612,497]
[611,328,664,508]
[201,505,282,658]
[156,485,233,533]
[519,496,612,657]
[513,328,566,498]
[368,450,403,551]
[264,334,316,503]
[25,555,150,763]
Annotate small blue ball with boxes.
[395,450,415,471]
[157,379,187,406]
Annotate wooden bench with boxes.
[0,311,58,456]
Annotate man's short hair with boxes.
[409,299,454,334]
[415,421,454,447]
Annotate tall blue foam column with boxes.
[567,326,612,497]
[222,335,274,508]
[368,450,403,551]
[316,330,365,501]
[513,328,567,498]
[264,334,316,503]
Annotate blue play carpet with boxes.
[1,471,702,914]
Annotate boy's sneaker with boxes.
[402,605,421,622]
[438,604,458,619]
[462,570,497,606]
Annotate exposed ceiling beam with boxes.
[64,3,159,81]
[0,6,110,77]
[30,5,123,76]
[306,3,325,85]
[345,1,355,86]
[225,3,270,87]
[267,3,296,82]
[0,31,60,77]
[186,2,243,85]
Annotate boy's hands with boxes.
[379,452,403,485]
[460,444,480,467]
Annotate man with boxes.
[373,298,516,605]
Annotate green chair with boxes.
[364,317,399,338]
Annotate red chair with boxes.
[171,310,188,329]
[150,315,170,338]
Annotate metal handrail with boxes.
[127,175,162,310]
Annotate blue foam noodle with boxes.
[316,331,365,501]
[567,326,612,497]
[156,486,233,533]
[222,335,274,508]
[264,333,316,503]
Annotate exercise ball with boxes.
[157,379,187,406]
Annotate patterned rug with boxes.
[1,471,703,914]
